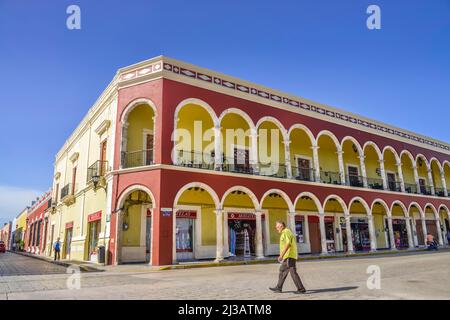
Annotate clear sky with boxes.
[0,0,449,224]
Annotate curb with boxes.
[158,248,441,271]
[10,251,103,272]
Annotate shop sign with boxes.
[88,211,102,223]
[176,210,197,219]
[228,212,265,220]
[65,221,74,229]
[147,209,152,217]
[324,216,335,222]
[161,208,172,217]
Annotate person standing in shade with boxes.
[270,221,306,294]
[53,237,61,261]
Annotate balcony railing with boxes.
[404,183,418,194]
[292,166,316,182]
[172,151,447,198]
[367,177,384,190]
[387,181,402,192]
[433,187,446,197]
[87,160,109,183]
[60,183,72,199]
[419,185,432,196]
[320,171,341,185]
[121,149,154,169]
[346,175,364,188]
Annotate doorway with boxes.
[64,228,73,259]
[145,209,152,263]
[308,216,321,254]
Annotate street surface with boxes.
[1,251,449,300]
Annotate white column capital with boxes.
[336,150,344,155]
[254,210,263,217]
[311,145,320,150]
[358,155,366,160]
[282,140,291,145]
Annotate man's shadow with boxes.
[284,286,358,294]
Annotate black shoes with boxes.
[294,288,307,294]
[269,287,282,293]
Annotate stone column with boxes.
[396,162,406,192]
[413,165,421,194]
[367,215,377,252]
[387,216,396,250]
[440,169,448,197]
[344,214,354,254]
[337,150,346,185]
[427,168,435,195]
[359,155,368,188]
[319,213,328,255]
[405,217,414,249]
[288,211,296,232]
[379,160,388,190]
[214,208,224,262]
[214,125,223,171]
[120,122,129,168]
[283,140,292,179]
[411,218,418,247]
[435,218,444,246]
[311,145,321,182]
[255,211,264,259]
[421,216,428,247]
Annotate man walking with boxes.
[270,221,306,294]
[53,237,61,261]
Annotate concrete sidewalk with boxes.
[12,246,448,274]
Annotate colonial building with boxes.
[25,191,52,255]
[48,56,450,266]
[0,222,11,250]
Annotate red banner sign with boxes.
[176,210,197,219]
[228,212,265,220]
[88,211,102,223]
[147,209,152,217]
[65,221,74,229]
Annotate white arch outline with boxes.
[172,182,220,209]
[293,192,324,213]
[371,199,391,217]
[256,116,288,141]
[382,145,400,164]
[415,153,430,170]
[408,202,424,218]
[174,98,219,127]
[316,130,341,152]
[363,141,382,161]
[287,124,316,147]
[220,185,260,210]
[390,200,408,218]
[116,184,156,210]
[341,136,364,157]
[218,108,256,131]
[348,197,371,215]
[322,194,348,214]
[120,98,158,124]
[423,203,439,219]
[260,189,295,213]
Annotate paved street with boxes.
[1,250,450,300]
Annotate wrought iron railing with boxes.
[87,160,109,183]
[434,187,446,197]
[292,166,316,182]
[177,150,216,170]
[346,174,364,188]
[367,177,384,190]
[121,149,154,169]
[258,162,288,179]
[60,184,72,199]
[320,171,341,185]
[387,180,402,192]
[404,183,418,194]
[419,185,432,196]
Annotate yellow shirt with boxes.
[280,228,298,260]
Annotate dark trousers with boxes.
[54,249,60,261]
[276,258,305,290]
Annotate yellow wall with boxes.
[268,209,287,244]
[317,135,339,173]
[258,121,285,175]
[127,104,155,152]
[289,129,313,169]
[401,154,415,185]
[364,146,380,180]
[221,113,250,159]
[431,161,442,188]
[342,141,361,175]
[373,213,387,248]
[384,150,398,178]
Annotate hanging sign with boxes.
[65,221,74,229]
[161,208,172,217]
[176,210,197,219]
[88,211,102,222]
[228,212,265,220]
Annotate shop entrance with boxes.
[228,213,258,257]
[64,226,73,259]
[308,216,321,254]
[416,220,424,245]
[87,211,102,261]
[426,220,438,240]
[386,219,408,249]
[175,210,196,261]
[350,217,370,251]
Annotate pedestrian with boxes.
[269,221,306,294]
[447,230,450,245]
[426,233,438,251]
[53,237,61,261]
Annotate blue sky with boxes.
[0,0,449,224]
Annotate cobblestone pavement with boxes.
[1,251,450,300]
